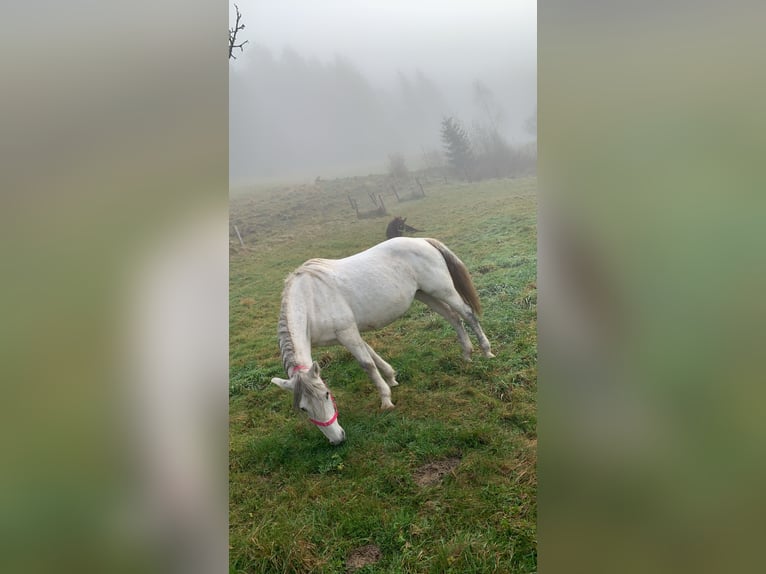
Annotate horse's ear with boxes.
[271,377,295,391]
[310,361,321,377]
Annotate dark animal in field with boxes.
[386,216,422,239]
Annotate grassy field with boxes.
[229,175,537,573]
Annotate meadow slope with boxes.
[230,175,537,573]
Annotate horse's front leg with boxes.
[336,328,395,409]
[364,342,399,387]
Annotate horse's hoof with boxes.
[381,399,395,410]
[389,379,399,387]
[484,351,496,358]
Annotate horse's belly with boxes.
[353,299,413,332]
[309,306,406,346]
[345,274,417,331]
[309,268,418,342]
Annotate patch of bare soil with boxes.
[346,544,381,572]
[413,456,461,487]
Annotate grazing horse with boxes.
[271,237,494,444]
[385,216,422,239]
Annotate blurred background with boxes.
[229,0,536,184]
[539,2,766,572]
[1,2,227,572]
[1,1,765,572]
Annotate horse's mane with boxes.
[276,302,297,376]
[291,372,326,411]
[278,268,329,410]
[277,260,334,372]
[296,258,334,276]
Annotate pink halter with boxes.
[290,364,310,376]
[309,393,338,427]
[291,364,338,427]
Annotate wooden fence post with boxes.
[348,194,359,218]
[233,225,245,248]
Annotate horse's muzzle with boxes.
[330,429,346,445]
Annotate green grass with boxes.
[230,175,537,573]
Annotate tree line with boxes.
[230,43,535,181]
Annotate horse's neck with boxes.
[278,287,313,373]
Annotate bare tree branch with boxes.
[229,4,248,60]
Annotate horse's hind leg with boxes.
[465,313,494,358]
[420,291,494,359]
[364,342,399,387]
[335,327,395,409]
[415,292,474,361]
[451,299,494,358]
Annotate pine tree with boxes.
[441,117,474,181]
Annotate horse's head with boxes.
[386,216,405,239]
[271,362,346,445]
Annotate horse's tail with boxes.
[425,238,482,316]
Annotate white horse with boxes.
[271,237,494,444]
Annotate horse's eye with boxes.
[325,392,329,400]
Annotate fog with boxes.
[230,1,536,183]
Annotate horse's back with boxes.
[299,238,450,289]
[335,238,446,283]
[291,237,469,343]
[361,237,442,263]
[306,238,445,333]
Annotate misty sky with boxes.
[230,1,536,182]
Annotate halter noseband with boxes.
[291,365,339,427]
[309,393,338,427]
